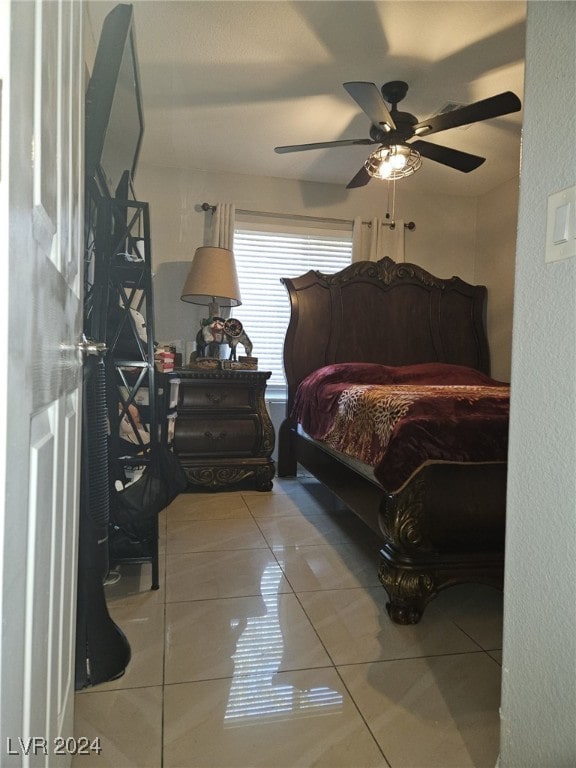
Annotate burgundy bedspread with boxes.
[292,362,509,491]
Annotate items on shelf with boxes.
[119,402,150,446]
[154,347,175,372]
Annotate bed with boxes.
[277,257,508,624]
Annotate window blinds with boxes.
[232,218,352,394]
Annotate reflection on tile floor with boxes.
[73,476,503,768]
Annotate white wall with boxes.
[499,3,576,766]
[135,163,479,344]
[137,163,479,273]
[476,177,520,382]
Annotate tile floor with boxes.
[73,474,504,768]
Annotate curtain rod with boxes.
[200,202,415,230]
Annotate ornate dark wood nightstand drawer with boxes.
[173,414,261,456]
[173,369,275,491]
[179,384,252,411]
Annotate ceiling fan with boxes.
[274,81,522,189]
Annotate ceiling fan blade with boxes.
[411,140,485,173]
[343,82,396,131]
[413,91,522,137]
[274,138,375,154]
[346,165,371,189]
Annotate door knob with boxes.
[75,335,108,358]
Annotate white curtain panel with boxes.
[209,203,236,249]
[352,217,405,263]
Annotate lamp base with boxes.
[206,342,226,359]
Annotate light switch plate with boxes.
[546,185,576,263]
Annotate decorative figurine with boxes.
[195,317,253,361]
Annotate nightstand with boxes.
[173,369,275,491]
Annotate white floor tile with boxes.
[165,490,251,520]
[275,541,381,592]
[165,593,331,684]
[338,653,501,768]
[244,490,330,518]
[72,687,162,767]
[76,477,503,768]
[298,587,479,664]
[165,548,292,602]
[163,670,388,768]
[166,517,269,553]
[434,584,504,650]
[258,512,371,549]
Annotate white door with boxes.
[0,1,84,766]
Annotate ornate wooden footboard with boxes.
[378,462,506,623]
[278,257,507,624]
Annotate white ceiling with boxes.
[86,0,527,197]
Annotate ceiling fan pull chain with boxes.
[384,179,397,228]
[385,179,392,223]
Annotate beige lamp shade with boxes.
[180,246,242,310]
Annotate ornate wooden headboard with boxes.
[281,257,490,414]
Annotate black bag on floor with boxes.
[109,445,188,559]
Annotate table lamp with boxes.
[180,246,242,358]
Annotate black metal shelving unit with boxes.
[85,186,162,589]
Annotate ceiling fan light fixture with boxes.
[364,144,422,180]
[390,152,408,170]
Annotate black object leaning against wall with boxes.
[77,2,174,689]
[85,3,144,200]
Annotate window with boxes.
[232,214,353,397]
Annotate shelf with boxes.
[86,190,162,589]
